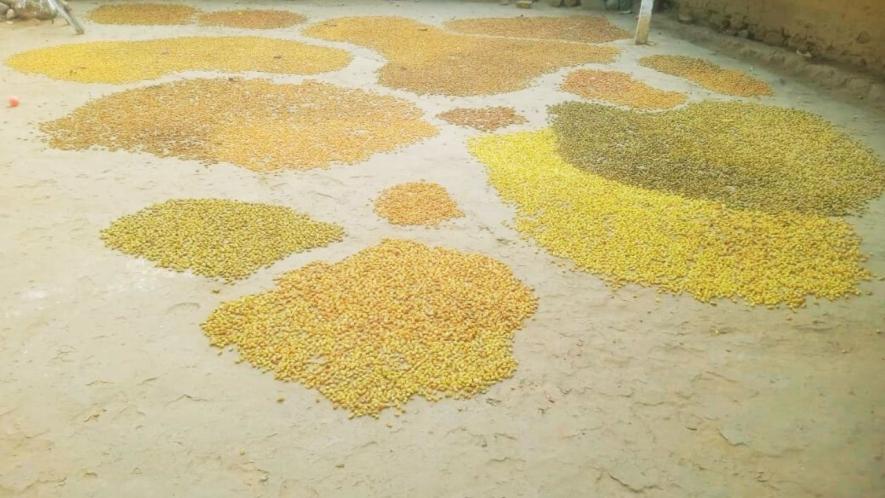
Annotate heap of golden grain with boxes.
[562,69,687,110]
[304,16,618,95]
[41,78,437,172]
[102,199,344,281]
[639,55,772,97]
[89,3,196,25]
[438,106,527,132]
[202,239,537,417]
[197,10,306,29]
[6,37,350,84]
[374,182,464,226]
[444,15,630,43]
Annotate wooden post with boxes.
[634,0,653,44]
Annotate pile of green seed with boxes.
[374,182,464,226]
[639,55,772,97]
[6,37,350,84]
[469,130,869,308]
[202,239,538,417]
[42,78,437,172]
[197,10,306,29]
[89,3,196,25]
[438,106,527,132]
[102,199,344,281]
[561,69,686,110]
[551,101,885,215]
[444,15,630,43]
[305,16,618,96]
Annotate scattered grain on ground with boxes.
[438,106,527,132]
[202,239,537,417]
[551,101,885,215]
[561,69,687,110]
[88,3,196,25]
[101,199,344,281]
[304,16,618,95]
[639,54,772,97]
[6,36,350,84]
[197,9,306,29]
[42,78,437,172]
[469,130,869,308]
[374,182,464,226]
[445,15,629,43]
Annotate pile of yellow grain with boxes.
[374,182,464,226]
[561,69,687,110]
[639,55,772,97]
[197,10,305,29]
[89,3,196,25]
[438,106,527,131]
[444,15,630,43]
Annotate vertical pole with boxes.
[635,0,653,44]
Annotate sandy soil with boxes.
[1,1,884,497]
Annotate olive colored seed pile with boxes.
[88,3,196,25]
[445,15,630,43]
[551,101,885,215]
[6,37,350,84]
[202,239,538,417]
[374,182,464,226]
[197,10,306,29]
[102,199,344,281]
[639,55,772,97]
[42,78,437,172]
[561,69,687,110]
[438,106,527,132]
[305,16,618,96]
[469,130,869,308]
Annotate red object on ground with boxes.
[8,96,20,108]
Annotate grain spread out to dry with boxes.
[88,3,197,25]
[101,199,344,281]
[6,37,350,84]
[551,101,885,215]
[444,15,630,43]
[304,16,618,96]
[197,10,306,29]
[639,55,772,97]
[561,69,687,110]
[469,130,870,308]
[374,182,464,226]
[202,239,538,417]
[42,78,437,172]
[438,106,527,132]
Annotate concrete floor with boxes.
[1,1,883,497]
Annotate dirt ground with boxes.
[1,1,884,497]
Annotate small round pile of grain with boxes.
[561,69,686,110]
[374,182,464,226]
[469,130,870,308]
[304,16,618,96]
[42,78,437,172]
[89,3,196,25]
[202,239,538,417]
[550,101,885,215]
[197,10,306,29]
[639,55,772,97]
[102,199,344,281]
[445,15,630,43]
[6,36,350,84]
[438,106,527,132]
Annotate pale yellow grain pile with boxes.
[374,182,464,226]
[445,15,630,43]
[639,55,772,97]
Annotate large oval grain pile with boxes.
[374,182,464,226]
[444,15,630,43]
[102,199,344,281]
[197,9,306,29]
[202,239,538,417]
[89,3,196,25]
[639,54,772,97]
[438,106,527,132]
[304,16,618,96]
[561,69,687,110]
[42,78,437,172]
[6,37,350,84]
[550,101,885,215]
[469,130,870,308]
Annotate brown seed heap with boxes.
[101,199,344,281]
[88,3,197,25]
[374,182,464,226]
[197,10,306,29]
[469,130,870,308]
[202,239,538,417]
[42,78,437,172]
[639,55,772,97]
[304,16,618,95]
[561,69,687,110]
[6,37,350,84]
[445,15,630,43]
[551,101,885,215]
[438,106,527,132]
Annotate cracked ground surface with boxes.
[1,1,884,497]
